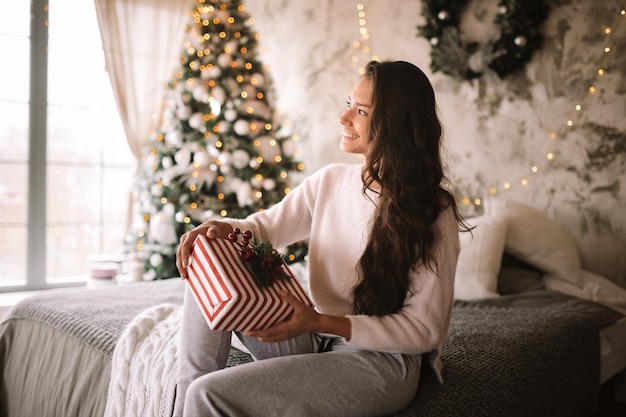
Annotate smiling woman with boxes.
[0,0,133,291]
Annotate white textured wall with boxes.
[245,0,626,285]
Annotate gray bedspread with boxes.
[393,300,601,417]
[0,280,603,417]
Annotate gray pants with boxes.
[174,287,422,417]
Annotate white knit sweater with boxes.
[228,163,460,381]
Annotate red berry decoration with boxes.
[226,228,290,288]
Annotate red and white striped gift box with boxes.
[185,235,313,331]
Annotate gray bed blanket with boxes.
[2,280,601,417]
[393,300,601,417]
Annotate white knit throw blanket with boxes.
[104,303,182,417]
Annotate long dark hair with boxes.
[353,60,464,316]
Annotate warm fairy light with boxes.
[460,7,624,208]
[474,198,481,206]
[218,193,224,199]
[184,217,191,224]
[161,197,167,204]
[190,202,198,209]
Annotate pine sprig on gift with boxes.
[227,228,290,288]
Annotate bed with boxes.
[1,199,626,417]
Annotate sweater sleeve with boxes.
[345,207,460,357]
[223,165,331,249]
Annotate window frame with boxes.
[0,0,132,293]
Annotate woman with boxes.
[173,60,465,417]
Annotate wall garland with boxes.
[417,0,549,80]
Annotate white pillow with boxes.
[486,199,583,287]
[454,215,507,300]
[544,270,626,316]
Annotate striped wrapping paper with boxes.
[186,235,313,331]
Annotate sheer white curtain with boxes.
[94,0,191,162]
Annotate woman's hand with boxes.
[244,291,352,342]
[176,220,232,279]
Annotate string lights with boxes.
[352,4,378,74]
[459,5,625,212]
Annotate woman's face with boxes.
[339,76,372,155]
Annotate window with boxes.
[0,0,134,291]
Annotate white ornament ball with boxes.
[468,51,485,73]
[175,211,185,223]
[193,86,209,103]
[217,53,232,67]
[193,150,212,167]
[514,36,527,47]
[174,148,191,166]
[150,184,163,196]
[263,178,276,191]
[224,108,238,121]
[217,153,231,174]
[216,120,230,133]
[231,149,250,169]
[161,156,173,169]
[163,203,175,216]
[210,86,226,104]
[209,100,222,116]
[437,10,451,21]
[150,253,163,267]
[207,145,220,157]
[165,130,183,147]
[206,65,221,79]
[176,106,192,120]
[234,119,250,136]
[188,112,205,130]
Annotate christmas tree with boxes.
[127,0,306,280]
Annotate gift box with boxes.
[186,234,312,331]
